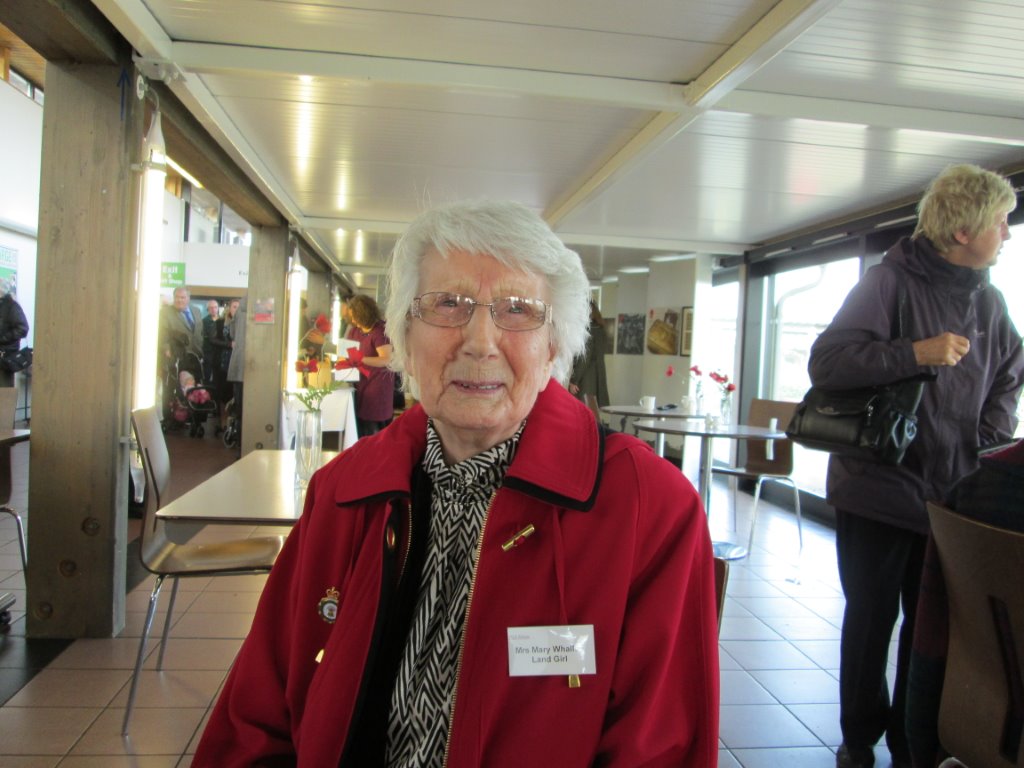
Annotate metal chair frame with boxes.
[122,406,286,734]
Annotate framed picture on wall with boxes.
[616,313,644,355]
[646,306,681,355]
[680,306,694,356]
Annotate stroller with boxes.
[170,365,218,438]
[221,396,240,448]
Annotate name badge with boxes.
[507,625,596,677]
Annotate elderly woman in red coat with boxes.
[194,200,719,767]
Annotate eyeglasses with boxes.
[410,292,552,332]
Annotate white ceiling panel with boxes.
[83,0,1024,284]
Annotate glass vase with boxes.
[720,396,732,423]
[294,408,322,489]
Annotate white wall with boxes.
[0,81,42,345]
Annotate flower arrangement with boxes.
[709,370,737,418]
[690,365,704,411]
[293,349,370,410]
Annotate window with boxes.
[767,258,861,496]
[989,222,1024,435]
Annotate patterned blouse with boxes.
[386,419,523,766]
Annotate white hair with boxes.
[385,200,591,396]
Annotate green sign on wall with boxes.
[161,262,186,288]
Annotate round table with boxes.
[634,418,787,560]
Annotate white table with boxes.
[280,387,358,452]
[600,405,704,453]
[156,449,336,526]
[634,419,786,560]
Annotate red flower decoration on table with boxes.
[665,365,675,377]
[689,365,702,378]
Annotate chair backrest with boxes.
[743,399,797,475]
[713,556,729,632]
[0,387,17,429]
[583,393,602,422]
[131,407,173,568]
[927,501,1024,768]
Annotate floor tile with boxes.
[6,668,131,707]
[71,707,206,756]
[719,617,784,642]
[786,702,842,746]
[0,706,102,755]
[759,615,841,641]
[720,670,776,705]
[718,641,818,671]
[731,746,838,767]
[718,704,821,749]
[748,669,839,705]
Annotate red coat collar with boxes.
[330,381,602,509]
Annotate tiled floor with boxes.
[0,432,906,767]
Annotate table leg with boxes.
[655,432,666,457]
[698,435,747,560]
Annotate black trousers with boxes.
[836,509,927,760]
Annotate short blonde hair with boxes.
[914,164,1017,252]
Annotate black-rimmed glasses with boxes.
[410,292,551,331]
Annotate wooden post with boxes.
[27,63,140,637]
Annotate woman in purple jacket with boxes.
[809,164,1023,768]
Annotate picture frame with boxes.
[680,306,694,357]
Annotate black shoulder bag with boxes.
[786,288,934,465]
[0,346,32,374]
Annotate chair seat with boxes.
[145,535,285,577]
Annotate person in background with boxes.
[905,438,1024,767]
[345,293,395,437]
[808,164,1023,768]
[193,199,719,767]
[0,279,29,388]
[201,299,220,384]
[225,297,246,445]
[568,299,610,409]
[211,298,239,430]
[160,286,204,377]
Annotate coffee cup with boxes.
[639,396,656,411]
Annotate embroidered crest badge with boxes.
[317,586,340,623]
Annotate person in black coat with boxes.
[0,282,29,388]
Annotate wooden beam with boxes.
[0,0,125,65]
[152,83,285,229]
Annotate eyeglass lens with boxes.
[414,292,549,331]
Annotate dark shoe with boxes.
[837,743,875,768]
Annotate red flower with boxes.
[689,365,702,377]
[314,313,332,333]
[665,365,675,377]
[295,358,319,373]
[726,383,737,393]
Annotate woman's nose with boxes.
[460,304,501,354]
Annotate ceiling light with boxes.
[166,157,203,189]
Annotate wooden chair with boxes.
[123,406,286,734]
[713,556,729,633]
[711,399,802,556]
[927,501,1024,768]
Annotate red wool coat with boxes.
[194,383,719,766]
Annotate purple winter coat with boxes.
[808,236,1024,534]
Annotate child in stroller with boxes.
[173,369,218,438]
